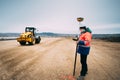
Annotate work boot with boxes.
[77,76,84,80]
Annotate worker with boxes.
[77,26,92,79]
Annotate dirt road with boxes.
[0,38,120,80]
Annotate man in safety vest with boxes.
[77,26,92,79]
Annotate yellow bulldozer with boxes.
[17,27,41,45]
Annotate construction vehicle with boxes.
[17,27,41,45]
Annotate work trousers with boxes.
[80,54,88,76]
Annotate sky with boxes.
[0,0,120,34]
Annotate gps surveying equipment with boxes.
[17,27,41,45]
[73,17,84,76]
[77,17,84,22]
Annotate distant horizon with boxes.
[0,32,120,35]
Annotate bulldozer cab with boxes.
[25,27,36,36]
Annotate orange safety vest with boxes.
[79,32,92,47]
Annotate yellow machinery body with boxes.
[17,27,41,45]
[17,32,34,43]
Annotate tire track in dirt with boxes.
[31,38,76,80]
[0,38,64,80]
[91,46,120,80]
[0,38,120,80]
